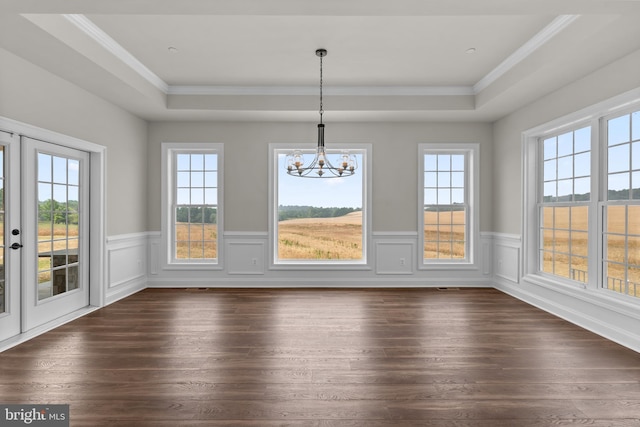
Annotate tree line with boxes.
[38,199,79,224]
[278,205,361,221]
[176,206,217,224]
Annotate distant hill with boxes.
[278,205,361,221]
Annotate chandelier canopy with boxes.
[285,49,357,178]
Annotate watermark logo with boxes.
[0,405,69,426]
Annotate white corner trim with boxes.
[473,15,580,94]
[63,14,169,94]
[167,85,474,97]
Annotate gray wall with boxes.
[147,121,493,234]
[0,47,148,236]
[493,47,640,234]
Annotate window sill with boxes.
[522,273,640,321]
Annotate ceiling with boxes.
[1,0,640,122]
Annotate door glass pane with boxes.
[37,152,81,301]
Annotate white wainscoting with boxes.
[105,233,148,304]
[492,233,521,283]
[143,231,492,287]
[225,233,267,275]
[374,233,417,275]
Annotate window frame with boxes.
[161,142,224,270]
[537,126,592,285]
[418,143,479,269]
[268,142,372,269]
[522,95,640,303]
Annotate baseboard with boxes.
[495,277,640,353]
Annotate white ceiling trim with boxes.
[61,13,578,99]
[167,85,475,96]
[62,14,169,93]
[473,14,579,93]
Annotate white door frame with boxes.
[0,131,21,341]
[0,116,106,342]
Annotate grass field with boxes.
[541,205,639,297]
[278,211,362,260]
[175,223,217,259]
[424,210,466,259]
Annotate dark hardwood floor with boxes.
[1,288,639,426]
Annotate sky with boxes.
[277,152,363,208]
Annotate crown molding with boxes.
[62,13,578,100]
[63,14,169,94]
[167,85,474,96]
[473,14,579,94]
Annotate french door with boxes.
[0,132,90,341]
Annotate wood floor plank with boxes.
[1,288,639,426]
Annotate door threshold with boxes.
[0,305,100,353]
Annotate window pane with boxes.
[574,177,590,200]
[571,206,589,232]
[38,153,52,182]
[424,154,437,171]
[437,155,450,170]
[53,156,67,184]
[609,114,630,146]
[424,172,437,187]
[277,150,364,261]
[438,171,450,187]
[177,171,190,187]
[543,182,556,202]
[574,127,591,153]
[451,172,464,187]
[609,144,630,173]
[191,155,204,170]
[543,159,556,181]
[424,189,437,205]
[451,189,464,204]
[555,206,570,229]
[204,154,217,171]
[451,155,464,170]
[557,132,573,157]
[557,179,572,200]
[574,152,590,177]
[607,205,626,234]
[633,111,640,142]
[557,156,573,180]
[608,172,630,199]
[543,137,556,160]
[204,172,217,187]
[177,154,190,171]
[438,189,451,204]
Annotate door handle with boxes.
[10,242,23,250]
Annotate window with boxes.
[419,144,478,266]
[603,110,640,298]
[270,144,369,265]
[162,143,223,267]
[539,127,591,283]
[524,103,640,301]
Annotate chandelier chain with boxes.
[319,53,323,124]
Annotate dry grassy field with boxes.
[278,211,362,260]
[175,224,217,259]
[423,210,466,259]
[541,206,639,296]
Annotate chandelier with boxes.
[286,49,357,178]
